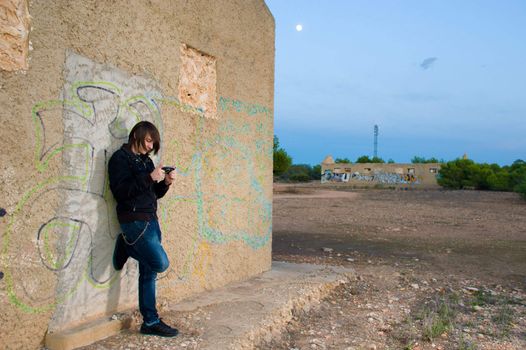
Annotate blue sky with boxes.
[264,0,526,166]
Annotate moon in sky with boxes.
[295,24,303,32]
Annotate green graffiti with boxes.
[2,177,88,313]
[41,221,80,270]
[2,79,273,313]
[2,80,166,312]
[219,96,272,117]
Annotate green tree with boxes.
[437,158,526,200]
[437,159,478,189]
[510,160,526,199]
[311,164,322,180]
[273,135,292,176]
[387,158,395,163]
[335,157,351,163]
[515,180,526,200]
[371,156,385,163]
[470,163,494,190]
[411,156,445,163]
[289,173,311,182]
[273,135,280,152]
[509,159,526,190]
[439,160,503,191]
[487,170,510,191]
[282,164,312,182]
[356,155,385,163]
[356,155,372,163]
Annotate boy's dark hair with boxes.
[128,121,161,155]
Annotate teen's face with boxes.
[138,134,154,155]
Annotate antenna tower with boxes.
[373,124,379,158]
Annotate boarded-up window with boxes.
[0,0,30,71]
[178,44,217,119]
[429,168,438,173]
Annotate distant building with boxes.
[320,155,441,187]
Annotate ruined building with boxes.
[321,155,441,187]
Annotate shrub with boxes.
[289,173,311,182]
[311,165,322,180]
[437,159,476,189]
[515,180,526,200]
[273,135,292,176]
[437,158,526,200]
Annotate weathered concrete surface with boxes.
[172,261,354,349]
[74,262,353,350]
[0,0,30,71]
[45,316,132,350]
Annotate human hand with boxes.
[164,167,177,185]
[150,164,166,183]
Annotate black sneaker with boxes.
[140,319,179,337]
[112,234,129,271]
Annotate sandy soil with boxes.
[266,184,526,350]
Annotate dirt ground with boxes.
[264,183,526,350]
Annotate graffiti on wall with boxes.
[1,52,273,322]
[322,170,421,185]
[151,91,273,285]
[1,53,166,329]
[219,96,272,118]
[321,169,333,183]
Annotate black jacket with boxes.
[108,144,170,223]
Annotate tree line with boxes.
[437,158,526,198]
[272,135,526,199]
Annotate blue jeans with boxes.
[119,219,169,325]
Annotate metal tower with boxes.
[373,124,379,158]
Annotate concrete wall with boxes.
[321,161,441,187]
[0,1,274,348]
